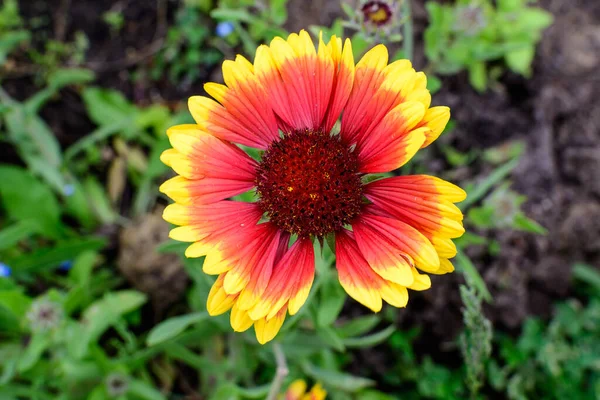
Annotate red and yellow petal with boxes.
[335,229,409,311]
[339,44,389,144]
[230,302,254,332]
[285,380,308,400]
[162,124,257,180]
[188,55,279,149]
[248,238,315,321]
[254,307,287,345]
[163,201,264,261]
[364,175,465,239]
[223,224,281,299]
[322,35,355,133]
[352,207,440,279]
[254,30,335,132]
[160,175,254,205]
[364,175,466,273]
[207,274,237,316]
[346,60,419,146]
[356,101,428,173]
[418,106,451,148]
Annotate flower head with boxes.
[63,184,75,197]
[26,299,64,332]
[361,1,394,26]
[453,5,487,36]
[105,373,129,397]
[216,21,235,38]
[0,262,11,277]
[283,379,326,400]
[161,30,466,344]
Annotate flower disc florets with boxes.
[362,1,393,26]
[255,130,363,238]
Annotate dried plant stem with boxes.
[265,343,288,400]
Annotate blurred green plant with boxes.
[150,5,223,85]
[424,0,553,91]
[27,32,89,79]
[0,0,30,65]
[459,283,492,398]
[310,0,414,65]
[211,0,289,56]
[491,264,600,400]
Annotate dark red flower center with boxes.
[256,130,363,238]
[362,1,393,26]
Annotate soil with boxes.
[4,0,600,386]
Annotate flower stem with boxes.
[265,342,288,400]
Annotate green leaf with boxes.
[302,362,375,392]
[18,332,50,372]
[0,220,39,252]
[505,46,535,76]
[82,176,117,224]
[64,119,130,162]
[59,359,102,382]
[69,290,147,359]
[316,325,346,351]
[132,136,170,216]
[426,75,442,94]
[269,0,288,25]
[210,383,240,400]
[497,0,523,12]
[358,390,397,400]
[513,213,547,234]
[317,277,346,327]
[467,206,496,229]
[146,312,209,346]
[459,158,519,210]
[335,315,380,338]
[8,237,107,274]
[47,68,95,90]
[0,289,31,333]
[63,179,97,229]
[68,250,98,287]
[3,102,65,191]
[128,380,167,400]
[82,87,135,127]
[210,8,256,24]
[454,250,492,303]
[0,343,21,385]
[572,263,600,293]
[0,165,62,238]
[468,61,487,92]
[342,325,396,348]
[341,3,356,19]
[234,384,271,398]
[0,30,30,64]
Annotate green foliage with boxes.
[459,284,492,398]
[151,5,222,85]
[312,0,411,63]
[211,0,289,56]
[0,0,30,65]
[424,0,553,91]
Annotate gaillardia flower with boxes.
[283,379,326,400]
[361,1,394,26]
[160,30,466,344]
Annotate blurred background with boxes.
[0,0,599,399]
